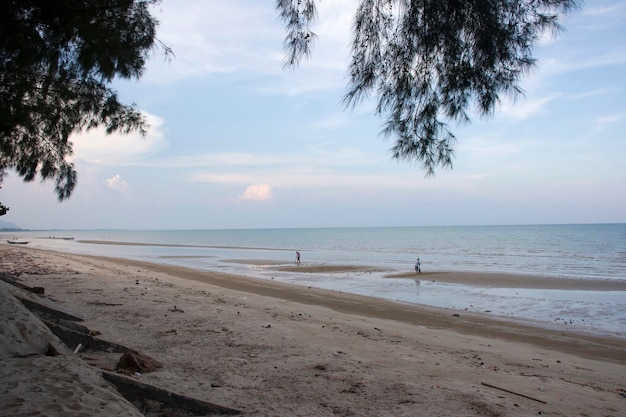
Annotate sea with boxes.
[4,223,625,337]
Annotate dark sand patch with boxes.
[158,255,215,259]
[221,259,289,266]
[272,264,390,273]
[387,271,626,291]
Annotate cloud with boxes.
[147,146,376,170]
[544,52,626,76]
[497,94,560,121]
[571,88,614,100]
[190,169,439,190]
[143,0,357,97]
[70,112,168,165]
[594,115,622,131]
[461,138,522,158]
[145,1,285,82]
[104,174,129,192]
[239,184,273,201]
[582,3,625,17]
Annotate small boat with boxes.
[7,240,29,245]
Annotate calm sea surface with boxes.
[5,224,625,337]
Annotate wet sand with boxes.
[386,270,626,291]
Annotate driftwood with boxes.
[87,301,123,306]
[44,320,129,353]
[53,317,91,334]
[1,271,242,415]
[16,296,85,322]
[116,350,163,373]
[481,382,547,404]
[102,370,241,415]
[0,272,45,294]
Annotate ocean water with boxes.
[5,224,625,337]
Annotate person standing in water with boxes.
[414,257,421,274]
[296,251,301,265]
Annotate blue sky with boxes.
[2,0,625,230]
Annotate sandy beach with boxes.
[1,244,625,417]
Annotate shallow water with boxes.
[5,224,625,337]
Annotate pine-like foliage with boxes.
[277,0,578,174]
[0,0,164,200]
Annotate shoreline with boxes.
[4,241,626,334]
[2,244,626,416]
[13,244,626,361]
[89,254,626,361]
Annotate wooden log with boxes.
[0,272,44,294]
[116,350,163,373]
[102,370,241,415]
[481,382,547,404]
[54,317,91,334]
[16,296,84,322]
[43,320,129,353]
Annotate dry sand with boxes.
[1,244,625,416]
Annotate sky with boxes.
[1,0,625,230]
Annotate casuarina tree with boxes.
[0,0,167,202]
[276,0,579,174]
[1,0,578,207]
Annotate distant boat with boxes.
[7,240,29,245]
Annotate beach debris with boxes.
[52,318,91,334]
[314,363,327,370]
[481,382,547,404]
[102,370,241,415]
[169,305,184,313]
[0,272,44,294]
[0,268,242,417]
[16,295,85,322]
[45,342,61,357]
[87,301,123,306]
[44,320,130,353]
[116,350,162,374]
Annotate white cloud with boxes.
[571,88,614,100]
[582,3,625,17]
[497,94,560,121]
[143,0,357,96]
[70,112,168,165]
[594,115,622,131]
[145,1,284,82]
[544,51,626,76]
[104,175,129,192]
[190,169,448,190]
[141,146,376,170]
[461,138,522,158]
[239,184,273,201]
